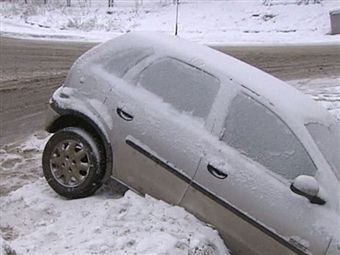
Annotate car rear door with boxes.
[107,57,222,205]
[180,92,332,255]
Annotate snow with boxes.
[288,77,340,121]
[1,0,340,43]
[0,77,339,254]
[1,179,228,255]
[0,135,229,255]
[292,175,320,196]
[1,30,339,255]
[61,31,336,132]
[0,1,339,252]
[326,238,340,255]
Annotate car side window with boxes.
[136,58,220,119]
[222,93,317,180]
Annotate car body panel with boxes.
[50,86,111,142]
[181,186,299,255]
[102,74,205,204]
[183,134,334,255]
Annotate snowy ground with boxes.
[289,77,340,121]
[0,134,229,255]
[1,0,340,43]
[0,77,339,255]
[0,1,339,253]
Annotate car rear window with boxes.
[136,58,220,119]
[222,94,317,180]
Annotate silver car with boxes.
[42,32,340,255]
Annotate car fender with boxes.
[48,86,114,182]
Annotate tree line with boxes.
[4,0,323,6]
[6,0,176,7]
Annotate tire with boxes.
[42,127,106,199]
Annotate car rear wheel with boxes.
[42,127,105,199]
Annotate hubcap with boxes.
[50,139,91,187]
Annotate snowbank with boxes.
[0,179,228,255]
[0,135,229,255]
[1,0,340,43]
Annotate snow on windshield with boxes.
[137,57,220,119]
[223,93,317,180]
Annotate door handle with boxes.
[207,164,228,179]
[117,107,134,121]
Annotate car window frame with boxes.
[218,92,318,184]
[125,55,223,131]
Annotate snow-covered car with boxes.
[42,32,340,255]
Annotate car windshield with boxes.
[305,122,340,180]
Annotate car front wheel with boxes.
[42,127,105,199]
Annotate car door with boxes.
[107,57,222,205]
[180,92,333,255]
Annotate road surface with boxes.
[1,36,339,145]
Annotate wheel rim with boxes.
[49,139,91,188]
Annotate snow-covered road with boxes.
[1,1,339,253]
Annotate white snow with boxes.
[0,134,229,255]
[1,0,340,43]
[292,175,320,196]
[288,77,340,121]
[1,1,340,252]
[1,178,228,255]
[0,77,339,254]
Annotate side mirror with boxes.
[290,175,325,205]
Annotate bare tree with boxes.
[297,0,322,4]
[264,0,322,5]
[175,0,179,35]
[263,0,272,6]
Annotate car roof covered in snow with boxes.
[76,31,336,126]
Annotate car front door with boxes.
[107,57,221,205]
[180,92,333,255]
